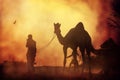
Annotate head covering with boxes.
[28,34,32,39]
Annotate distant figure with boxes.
[26,34,36,72]
[67,51,79,68]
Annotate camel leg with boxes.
[73,50,79,69]
[69,51,74,68]
[86,50,92,78]
[63,46,67,68]
[80,49,85,74]
[69,60,72,68]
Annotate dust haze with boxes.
[0,0,119,66]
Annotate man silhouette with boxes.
[74,22,94,76]
[68,51,79,69]
[66,22,94,75]
[26,34,36,72]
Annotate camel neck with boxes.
[56,32,64,45]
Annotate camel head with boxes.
[54,23,61,34]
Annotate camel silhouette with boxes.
[54,22,95,75]
[94,38,120,78]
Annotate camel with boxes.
[94,38,120,76]
[54,22,95,75]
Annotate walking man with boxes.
[26,34,36,72]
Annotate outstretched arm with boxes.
[67,54,72,58]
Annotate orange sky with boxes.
[0,0,114,66]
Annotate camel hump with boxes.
[64,27,92,44]
[64,28,75,40]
